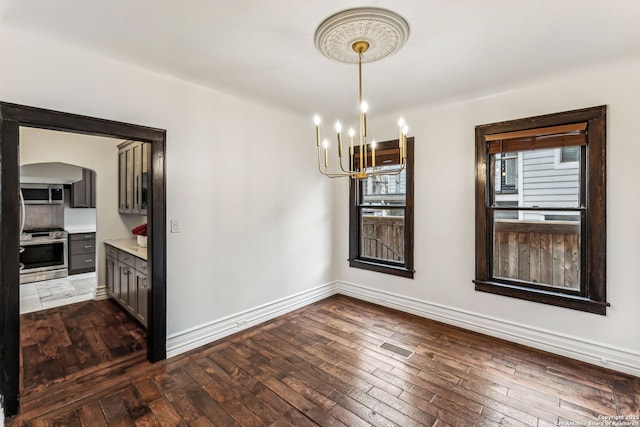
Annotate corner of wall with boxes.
[166,282,338,358]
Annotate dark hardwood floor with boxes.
[7,295,640,426]
[19,299,147,397]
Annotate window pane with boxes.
[561,146,580,163]
[361,167,406,206]
[360,207,405,263]
[492,146,581,208]
[494,152,518,194]
[493,212,580,290]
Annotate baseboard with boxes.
[335,280,640,377]
[94,284,109,300]
[166,283,337,358]
[164,280,640,377]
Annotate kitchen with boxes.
[17,126,151,393]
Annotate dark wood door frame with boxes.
[0,102,167,417]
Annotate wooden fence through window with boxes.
[361,215,404,262]
[493,220,580,289]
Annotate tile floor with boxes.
[20,272,97,314]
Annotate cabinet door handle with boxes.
[84,245,93,249]
[84,259,94,263]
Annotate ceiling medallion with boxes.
[314,7,410,64]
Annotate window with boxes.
[474,106,608,314]
[495,152,518,194]
[349,138,414,278]
[561,145,580,163]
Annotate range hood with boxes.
[20,162,84,185]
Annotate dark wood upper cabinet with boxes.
[118,141,149,215]
[70,168,96,208]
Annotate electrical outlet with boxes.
[171,220,180,233]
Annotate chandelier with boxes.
[313,7,410,179]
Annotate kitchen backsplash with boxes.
[23,204,64,231]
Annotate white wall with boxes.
[19,128,128,292]
[0,25,333,337]
[333,55,640,374]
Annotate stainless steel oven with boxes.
[19,229,68,284]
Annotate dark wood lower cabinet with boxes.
[68,232,96,275]
[135,270,149,326]
[105,243,149,327]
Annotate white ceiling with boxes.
[2,0,640,120]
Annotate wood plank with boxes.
[540,232,552,284]
[529,231,541,283]
[564,232,580,288]
[552,232,566,286]
[497,230,509,278]
[77,401,108,427]
[517,232,530,281]
[508,231,519,278]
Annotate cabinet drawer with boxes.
[70,232,96,241]
[118,251,136,267]
[135,257,148,274]
[105,245,118,258]
[70,239,96,255]
[70,253,96,269]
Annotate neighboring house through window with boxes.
[349,138,414,278]
[474,106,608,314]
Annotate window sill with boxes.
[474,280,609,315]
[349,259,414,279]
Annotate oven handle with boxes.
[19,189,26,236]
[20,238,67,246]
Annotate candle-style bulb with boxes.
[402,124,409,135]
[348,128,355,137]
[335,121,342,133]
[322,139,329,149]
[360,101,369,113]
[371,140,377,149]
[314,115,321,125]
[398,116,405,128]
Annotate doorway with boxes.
[0,102,167,417]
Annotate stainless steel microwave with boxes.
[20,184,64,205]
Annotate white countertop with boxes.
[65,227,97,234]
[104,238,147,260]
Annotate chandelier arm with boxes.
[371,165,405,176]
[318,144,362,178]
[317,145,329,175]
[340,152,359,174]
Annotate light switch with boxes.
[171,220,180,233]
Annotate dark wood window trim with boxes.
[474,106,607,315]
[0,102,167,417]
[349,138,414,279]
